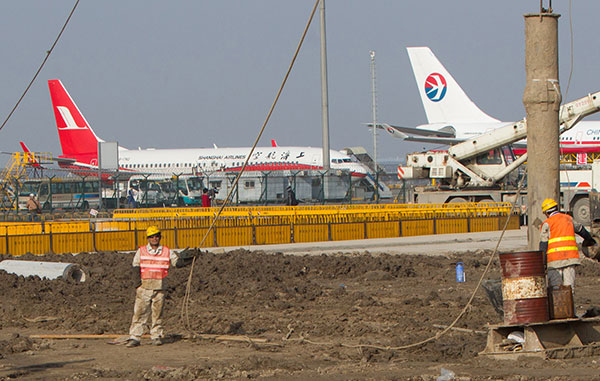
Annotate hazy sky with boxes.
[0,1,599,167]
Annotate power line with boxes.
[0,0,81,133]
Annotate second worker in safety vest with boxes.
[539,198,596,293]
[125,226,193,348]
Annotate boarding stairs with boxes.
[0,152,52,210]
[343,146,392,199]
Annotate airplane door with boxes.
[576,130,584,144]
[311,154,319,166]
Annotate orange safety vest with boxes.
[544,212,579,263]
[139,246,170,280]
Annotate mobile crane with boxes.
[398,91,600,223]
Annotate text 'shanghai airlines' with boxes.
[372,46,600,154]
[48,79,367,179]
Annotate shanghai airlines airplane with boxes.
[374,46,600,154]
[47,79,367,179]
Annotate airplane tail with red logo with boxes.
[19,141,41,168]
[48,79,104,164]
[407,47,499,124]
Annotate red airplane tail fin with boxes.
[48,79,102,164]
[19,141,41,168]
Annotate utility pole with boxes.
[370,50,379,201]
[319,0,330,171]
[523,5,561,249]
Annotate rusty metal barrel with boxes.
[499,250,549,325]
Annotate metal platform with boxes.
[480,317,600,359]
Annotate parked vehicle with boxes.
[18,178,100,211]
[397,91,600,224]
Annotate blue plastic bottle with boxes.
[456,262,465,282]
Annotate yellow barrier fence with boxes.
[294,224,329,243]
[111,202,513,221]
[0,203,521,256]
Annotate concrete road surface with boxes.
[204,227,530,256]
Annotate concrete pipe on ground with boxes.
[0,260,87,282]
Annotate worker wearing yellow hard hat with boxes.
[146,225,161,237]
[125,225,193,348]
[541,198,558,213]
[539,198,595,296]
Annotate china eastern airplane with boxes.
[47,79,367,179]
[373,46,600,154]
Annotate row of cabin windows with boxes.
[560,136,599,141]
[121,160,310,170]
[230,161,303,166]
[122,163,195,169]
[208,161,304,167]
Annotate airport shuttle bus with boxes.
[18,178,100,211]
[174,175,204,205]
[126,175,205,207]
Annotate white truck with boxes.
[398,91,600,223]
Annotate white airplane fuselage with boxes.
[117,146,367,177]
[47,79,368,179]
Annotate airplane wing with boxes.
[367,123,456,138]
[55,157,78,164]
[386,128,527,147]
[401,135,466,145]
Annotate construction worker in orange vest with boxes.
[125,226,192,348]
[539,198,595,294]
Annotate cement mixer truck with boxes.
[398,91,600,223]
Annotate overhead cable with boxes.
[180,0,322,332]
[0,0,80,133]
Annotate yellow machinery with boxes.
[0,151,53,211]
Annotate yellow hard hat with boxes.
[541,198,558,212]
[146,225,161,237]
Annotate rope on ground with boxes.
[181,173,528,350]
[180,0,322,333]
[0,0,80,133]
[282,171,528,351]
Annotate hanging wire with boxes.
[0,0,80,133]
[564,0,574,101]
[180,0,322,332]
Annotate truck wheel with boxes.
[477,198,494,205]
[448,197,467,203]
[573,198,590,225]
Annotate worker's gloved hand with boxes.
[578,227,596,247]
[132,266,141,287]
[539,241,548,254]
[175,248,198,268]
[176,256,195,268]
[583,238,597,247]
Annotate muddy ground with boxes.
[1,247,600,380]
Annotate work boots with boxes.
[125,339,140,348]
[151,338,163,346]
